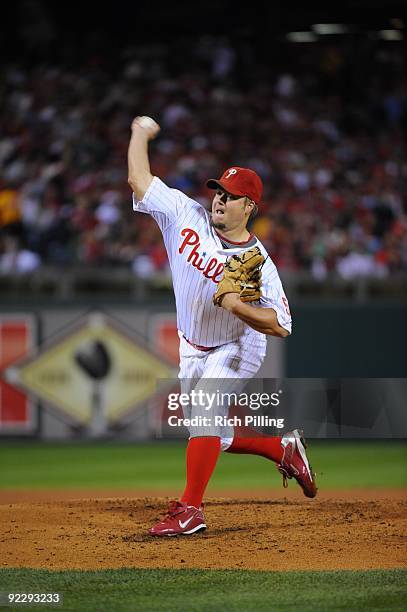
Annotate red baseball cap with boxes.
[206,167,263,204]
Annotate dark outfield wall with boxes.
[286,303,407,377]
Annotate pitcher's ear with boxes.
[246,198,256,212]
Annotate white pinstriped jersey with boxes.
[132,177,292,349]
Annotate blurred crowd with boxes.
[0,32,406,280]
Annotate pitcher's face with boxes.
[211,189,253,231]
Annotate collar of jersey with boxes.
[215,230,255,246]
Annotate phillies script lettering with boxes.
[179,228,224,283]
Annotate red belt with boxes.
[183,335,217,352]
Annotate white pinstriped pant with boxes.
[178,331,266,449]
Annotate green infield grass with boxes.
[0,568,406,611]
[0,440,406,490]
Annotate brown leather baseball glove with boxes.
[213,246,265,306]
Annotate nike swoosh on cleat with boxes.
[179,516,195,529]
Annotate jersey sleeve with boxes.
[132,176,198,232]
[259,259,292,334]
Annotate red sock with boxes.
[180,436,221,508]
[226,435,283,463]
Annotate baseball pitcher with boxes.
[128,116,317,536]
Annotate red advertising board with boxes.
[150,314,179,366]
[0,316,37,433]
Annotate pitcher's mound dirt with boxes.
[1,493,406,571]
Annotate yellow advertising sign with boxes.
[8,313,173,428]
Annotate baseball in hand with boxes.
[137,116,159,130]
